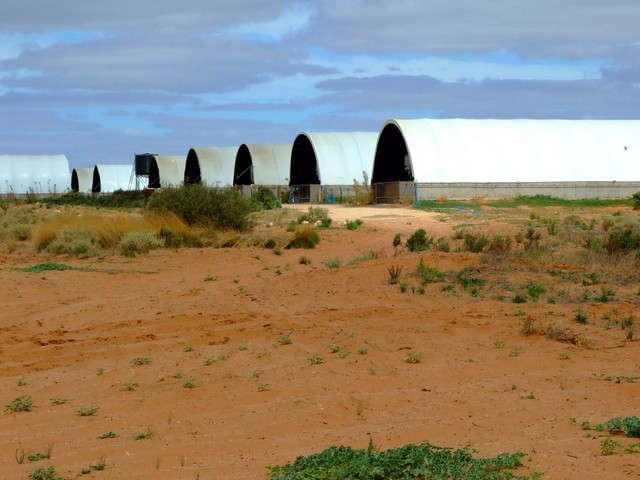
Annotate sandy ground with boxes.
[1,203,639,479]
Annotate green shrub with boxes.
[632,192,640,210]
[603,225,640,254]
[253,186,281,210]
[435,237,450,252]
[44,229,99,256]
[456,268,485,289]
[486,235,512,259]
[147,184,258,230]
[387,265,403,285]
[526,282,545,301]
[463,232,489,253]
[5,396,34,412]
[297,207,330,225]
[28,465,64,480]
[416,258,445,284]
[345,219,363,230]
[406,229,433,252]
[512,294,527,304]
[119,231,164,257]
[287,226,320,249]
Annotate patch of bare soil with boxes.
[1,204,638,479]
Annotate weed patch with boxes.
[267,440,533,479]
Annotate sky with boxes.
[1,0,639,169]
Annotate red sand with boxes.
[1,204,638,479]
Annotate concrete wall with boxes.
[415,181,640,201]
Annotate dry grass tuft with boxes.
[34,210,204,255]
[520,316,594,347]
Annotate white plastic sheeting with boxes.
[234,143,291,186]
[71,167,94,193]
[92,164,132,193]
[185,147,237,187]
[290,132,377,186]
[0,154,69,194]
[373,119,640,183]
[149,155,187,188]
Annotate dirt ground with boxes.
[1,203,638,479]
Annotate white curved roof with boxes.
[71,167,94,193]
[292,132,377,185]
[150,155,186,188]
[236,143,291,186]
[186,147,237,187]
[380,119,640,182]
[0,154,70,194]
[93,164,132,192]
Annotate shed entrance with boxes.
[184,149,201,184]
[371,123,414,203]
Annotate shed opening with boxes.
[92,167,101,193]
[184,149,201,184]
[372,123,414,203]
[148,158,161,189]
[290,135,320,203]
[71,170,80,192]
[234,144,253,185]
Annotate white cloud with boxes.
[227,3,314,43]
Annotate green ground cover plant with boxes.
[5,396,34,412]
[267,440,535,480]
[415,259,445,284]
[28,465,64,480]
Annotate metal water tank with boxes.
[134,153,156,176]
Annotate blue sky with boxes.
[1,0,639,169]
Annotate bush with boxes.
[44,229,99,256]
[632,192,640,210]
[416,258,445,284]
[119,231,164,257]
[286,226,320,249]
[253,186,281,210]
[463,232,489,253]
[603,225,640,255]
[147,184,258,231]
[345,219,363,230]
[406,229,433,252]
[486,235,512,259]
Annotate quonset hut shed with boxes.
[289,132,377,202]
[184,147,237,187]
[71,167,94,193]
[372,119,640,202]
[92,164,132,193]
[148,155,187,189]
[0,154,69,194]
[234,143,292,197]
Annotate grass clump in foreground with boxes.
[28,465,64,480]
[267,440,536,479]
